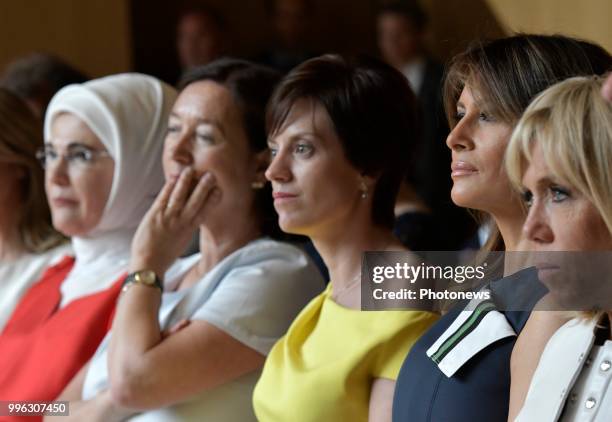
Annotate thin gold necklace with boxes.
[331,239,395,298]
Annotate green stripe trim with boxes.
[431,301,496,363]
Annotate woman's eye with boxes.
[550,186,569,202]
[479,112,494,122]
[295,143,313,155]
[71,149,93,163]
[46,149,59,160]
[167,125,181,134]
[196,133,215,144]
[521,190,534,208]
[454,111,465,121]
[269,148,278,158]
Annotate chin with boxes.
[278,216,310,237]
[52,217,86,237]
[450,188,477,209]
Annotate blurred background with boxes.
[1,0,610,253]
[1,0,610,83]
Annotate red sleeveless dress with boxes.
[0,256,124,421]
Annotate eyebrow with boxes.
[44,141,99,150]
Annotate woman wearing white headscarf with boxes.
[0,73,176,410]
[49,59,324,422]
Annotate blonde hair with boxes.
[506,76,612,231]
[506,75,612,318]
[0,88,65,253]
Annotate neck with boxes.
[493,210,524,252]
[391,54,424,70]
[196,215,262,275]
[311,218,399,294]
[489,205,526,277]
[72,228,135,266]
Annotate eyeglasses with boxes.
[35,145,112,169]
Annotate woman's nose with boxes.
[46,155,70,186]
[522,202,554,246]
[265,150,292,183]
[446,119,475,152]
[169,132,194,165]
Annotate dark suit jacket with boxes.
[392,267,545,422]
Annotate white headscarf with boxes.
[44,73,177,307]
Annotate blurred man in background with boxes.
[176,5,227,73]
[378,1,477,250]
[256,0,316,73]
[1,53,88,119]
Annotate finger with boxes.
[165,168,194,218]
[153,177,177,212]
[183,172,216,221]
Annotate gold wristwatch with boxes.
[121,270,163,293]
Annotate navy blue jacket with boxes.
[392,267,545,422]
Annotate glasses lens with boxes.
[35,149,47,168]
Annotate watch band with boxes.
[121,270,163,293]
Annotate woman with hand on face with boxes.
[0,74,176,413]
[507,76,612,422]
[252,55,440,422]
[0,89,69,331]
[54,59,324,422]
[391,35,611,422]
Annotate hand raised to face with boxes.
[129,167,220,276]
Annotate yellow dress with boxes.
[253,284,439,421]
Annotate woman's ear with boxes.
[358,173,377,199]
[252,149,271,185]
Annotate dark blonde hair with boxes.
[0,88,65,252]
[507,76,612,235]
[443,34,612,251]
[506,76,612,318]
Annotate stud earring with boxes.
[360,180,368,199]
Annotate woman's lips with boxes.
[451,161,478,177]
[51,197,78,207]
[272,192,298,202]
[534,262,562,281]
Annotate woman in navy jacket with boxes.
[392,34,612,422]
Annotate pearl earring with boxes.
[360,180,368,199]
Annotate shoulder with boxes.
[225,239,323,283]
[516,317,598,421]
[539,317,597,358]
[234,238,311,263]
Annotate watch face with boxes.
[135,270,157,285]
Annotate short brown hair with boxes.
[267,54,420,229]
